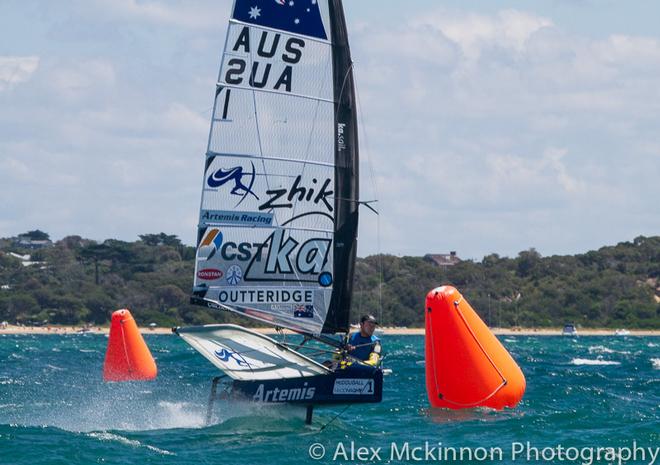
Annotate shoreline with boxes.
[1,325,658,337]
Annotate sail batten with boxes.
[206,151,336,168]
[193,0,357,335]
[214,84,335,103]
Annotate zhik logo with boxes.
[259,175,333,212]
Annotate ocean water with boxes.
[0,334,658,465]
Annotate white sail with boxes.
[177,325,330,380]
[192,0,359,336]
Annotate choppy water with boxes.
[0,334,658,465]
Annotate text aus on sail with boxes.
[224,27,306,93]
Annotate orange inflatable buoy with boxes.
[103,309,157,382]
[425,286,525,410]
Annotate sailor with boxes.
[346,314,382,366]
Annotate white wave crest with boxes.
[651,358,660,369]
[571,358,621,366]
[588,345,630,355]
[87,432,176,456]
[0,378,24,385]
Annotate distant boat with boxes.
[562,324,578,336]
[614,329,630,336]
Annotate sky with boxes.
[1,0,659,260]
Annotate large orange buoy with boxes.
[103,309,157,382]
[425,286,525,410]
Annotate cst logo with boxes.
[198,228,265,262]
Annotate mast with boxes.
[323,0,359,334]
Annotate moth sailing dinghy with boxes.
[174,0,382,424]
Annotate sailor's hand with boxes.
[346,344,355,352]
[365,352,381,367]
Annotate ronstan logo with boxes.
[197,269,223,281]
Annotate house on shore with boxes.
[424,251,461,267]
[13,235,53,249]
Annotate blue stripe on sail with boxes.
[233,0,327,40]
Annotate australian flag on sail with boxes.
[294,304,314,318]
[233,0,328,40]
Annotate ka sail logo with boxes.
[198,228,223,261]
[232,0,327,40]
[207,161,259,207]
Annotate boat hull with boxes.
[231,364,383,405]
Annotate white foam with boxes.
[87,432,176,456]
[45,364,66,371]
[571,358,621,366]
[0,403,22,409]
[588,345,614,354]
[651,358,660,369]
[588,345,630,355]
[20,396,210,433]
[0,378,24,386]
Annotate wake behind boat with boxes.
[175,0,382,424]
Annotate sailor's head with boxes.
[359,314,378,336]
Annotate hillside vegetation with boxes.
[1,232,658,329]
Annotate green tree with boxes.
[21,230,50,241]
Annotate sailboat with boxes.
[174,0,382,423]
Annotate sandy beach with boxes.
[1,325,658,337]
